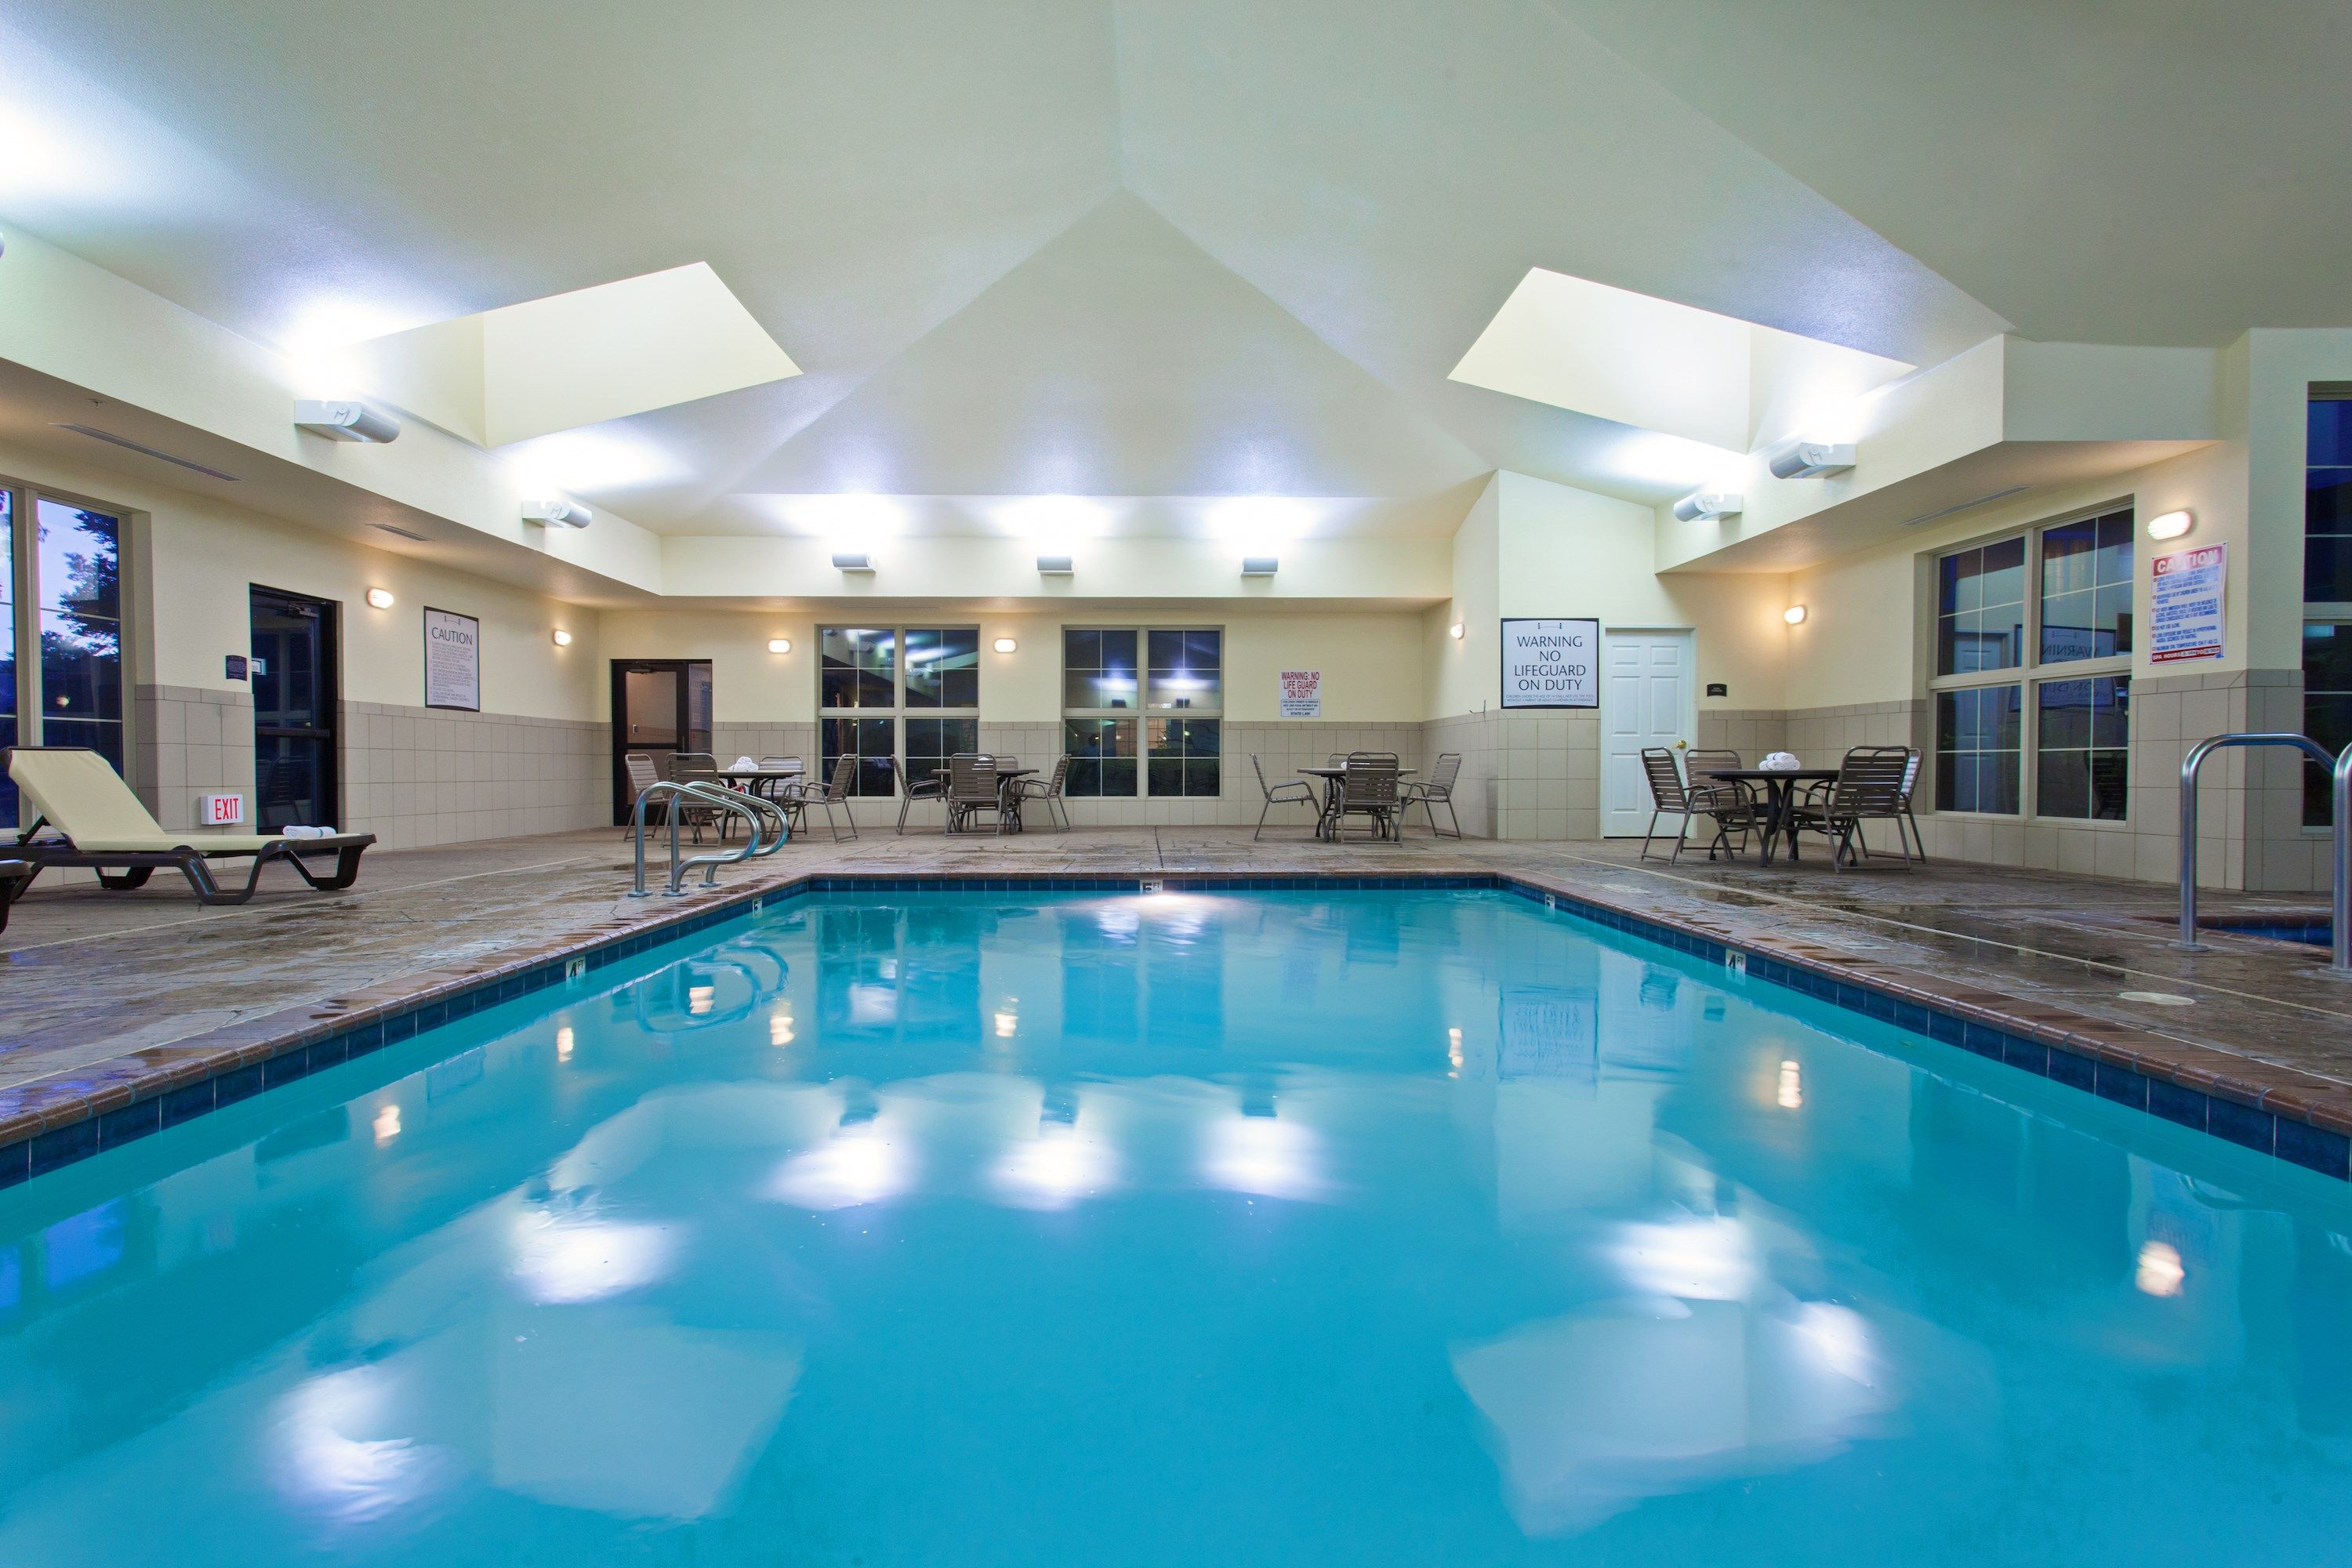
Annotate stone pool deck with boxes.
[2,822,2347,1180]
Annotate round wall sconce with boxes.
[551,629,572,647]
[1783,604,1808,626]
[767,638,791,655]
[365,587,395,610]
[1449,622,1465,641]
[2147,509,2194,541]
[992,637,1018,654]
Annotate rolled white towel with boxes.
[281,825,339,839]
[731,755,758,771]
[1759,752,1802,771]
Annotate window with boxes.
[2307,392,2352,825]
[818,625,979,797]
[1063,627,1221,797]
[1929,508,2131,819]
[2,487,129,828]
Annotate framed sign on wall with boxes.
[1500,618,1600,709]
[423,606,481,712]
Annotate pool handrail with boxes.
[630,780,789,898]
[2177,732,2350,972]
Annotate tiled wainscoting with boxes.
[1693,671,2321,891]
[134,684,258,832]
[131,686,606,850]
[339,703,608,849]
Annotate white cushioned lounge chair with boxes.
[5,746,375,906]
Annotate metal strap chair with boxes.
[1251,755,1317,840]
[946,753,1004,835]
[1400,751,1463,838]
[783,755,859,842]
[1012,755,1072,831]
[885,755,945,834]
[667,753,724,844]
[1335,757,1401,842]
[1637,746,1701,862]
[621,752,663,839]
[1790,746,1916,869]
[1680,749,1761,858]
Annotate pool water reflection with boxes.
[2,888,2351,1565]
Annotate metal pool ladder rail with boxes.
[2176,732,2351,971]
[629,781,789,898]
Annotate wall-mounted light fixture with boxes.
[551,629,572,647]
[1671,490,1743,523]
[523,498,593,529]
[365,587,395,610]
[768,637,792,655]
[992,637,1018,654]
[1449,622,1465,640]
[831,551,874,572]
[294,398,401,444]
[1784,604,1808,626]
[1240,556,1279,577]
[2147,509,2194,541]
[1036,554,1075,575]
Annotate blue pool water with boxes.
[4,887,2351,1565]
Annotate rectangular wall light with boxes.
[831,552,874,572]
[1240,556,1279,577]
[294,398,401,443]
[1036,554,1075,575]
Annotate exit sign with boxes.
[198,793,245,826]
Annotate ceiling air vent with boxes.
[53,423,238,481]
[1900,485,2030,529]
[369,522,430,543]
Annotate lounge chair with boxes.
[1250,755,1316,840]
[0,858,30,934]
[1011,756,1071,832]
[1401,751,1464,838]
[5,746,375,906]
[884,755,944,834]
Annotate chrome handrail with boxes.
[629,781,790,898]
[2177,733,2348,973]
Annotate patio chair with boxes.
[1012,756,1072,831]
[1896,748,1928,862]
[1637,746,1705,863]
[667,753,726,844]
[885,755,945,834]
[1334,757,1402,842]
[1400,752,1463,838]
[1250,755,1318,840]
[2,746,375,906]
[1680,749,1762,858]
[783,755,860,842]
[621,752,664,839]
[946,753,1004,835]
[1788,746,1917,869]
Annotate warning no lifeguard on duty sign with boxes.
[1500,618,1600,709]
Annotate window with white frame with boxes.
[817,626,979,797]
[2,485,131,828]
[1062,627,1221,798]
[1927,506,2132,821]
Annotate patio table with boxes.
[1299,765,1417,842]
[1693,767,1838,864]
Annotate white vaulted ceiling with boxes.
[0,1,2337,539]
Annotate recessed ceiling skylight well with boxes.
[1447,268,1912,456]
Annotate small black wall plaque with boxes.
[224,655,249,681]
[1705,682,1728,698]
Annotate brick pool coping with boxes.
[2,864,2346,1188]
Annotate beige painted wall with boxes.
[1784,437,2250,710]
[0,436,601,720]
[597,605,1429,725]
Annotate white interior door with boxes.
[1600,630,1695,836]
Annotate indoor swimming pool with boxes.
[2,887,2347,1565]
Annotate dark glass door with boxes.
[612,659,713,822]
[250,586,340,832]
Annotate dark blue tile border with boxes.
[4,868,2344,1190]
